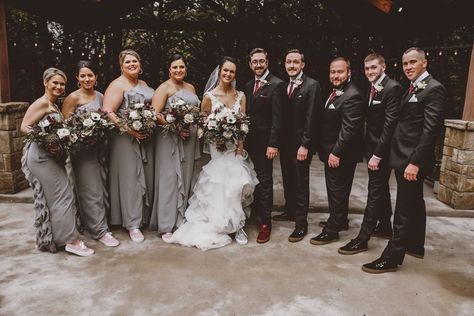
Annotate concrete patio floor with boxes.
[1,159,474,315]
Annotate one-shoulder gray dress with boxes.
[70,92,110,240]
[21,111,79,252]
[108,84,155,230]
[149,89,201,233]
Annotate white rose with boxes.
[100,119,108,125]
[133,103,145,109]
[90,112,101,121]
[57,128,71,139]
[166,114,176,123]
[207,120,217,130]
[223,130,233,139]
[70,133,78,143]
[175,99,186,107]
[183,113,194,124]
[129,111,140,120]
[240,124,249,134]
[227,114,236,124]
[132,121,143,131]
[83,118,95,127]
[39,120,50,128]
[143,110,153,119]
[197,127,203,139]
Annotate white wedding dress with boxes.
[169,91,259,251]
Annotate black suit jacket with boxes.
[245,73,286,149]
[318,81,365,163]
[365,75,403,160]
[389,75,447,172]
[281,74,321,154]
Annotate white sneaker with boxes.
[161,232,173,243]
[99,232,120,247]
[65,241,95,257]
[235,228,248,245]
[129,228,144,242]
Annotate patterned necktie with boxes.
[327,89,337,104]
[254,79,260,94]
[288,81,295,98]
[408,83,415,94]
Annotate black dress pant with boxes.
[357,160,393,241]
[246,137,274,226]
[280,146,312,228]
[381,170,426,263]
[322,160,357,235]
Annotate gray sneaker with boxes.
[235,228,248,245]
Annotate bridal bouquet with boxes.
[25,116,78,162]
[66,110,112,149]
[160,96,201,138]
[118,102,157,142]
[202,105,250,152]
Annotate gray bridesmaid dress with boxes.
[70,92,110,240]
[21,111,79,252]
[108,83,155,230]
[149,89,200,233]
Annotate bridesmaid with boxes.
[102,49,155,242]
[150,53,200,240]
[21,67,94,256]
[62,60,119,247]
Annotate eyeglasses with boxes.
[251,59,267,66]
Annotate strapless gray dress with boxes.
[70,92,110,239]
[149,89,201,233]
[108,83,155,230]
[21,111,79,252]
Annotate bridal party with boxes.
[20,46,446,274]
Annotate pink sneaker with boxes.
[129,228,144,242]
[99,232,120,247]
[65,241,95,257]
[161,232,173,243]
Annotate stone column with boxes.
[438,119,474,209]
[0,102,29,193]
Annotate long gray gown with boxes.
[70,92,110,240]
[108,84,155,230]
[149,89,201,233]
[21,111,79,252]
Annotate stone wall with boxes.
[438,119,474,209]
[0,102,29,193]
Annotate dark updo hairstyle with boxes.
[218,56,237,72]
[168,53,187,68]
[75,60,97,76]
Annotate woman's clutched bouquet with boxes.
[160,95,201,139]
[118,102,158,142]
[25,115,78,163]
[65,110,113,149]
[202,104,250,152]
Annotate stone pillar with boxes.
[438,119,474,209]
[0,102,29,193]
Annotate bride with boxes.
[163,56,259,251]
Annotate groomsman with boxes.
[312,57,365,245]
[273,49,321,242]
[363,47,447,273]
[338,53,402,255]
[245,48,286,244]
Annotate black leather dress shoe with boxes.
[318,220,349,231]
[372,222,393,239]
[288,226,307,242]
[273,212,296,222]
[362,257,399,274]
[338,238,368,255]
[310,232,339,245]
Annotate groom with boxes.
[245,48,286,244]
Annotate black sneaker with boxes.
[338,238,368,255]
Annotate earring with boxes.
[95,81,98,87]
[61,90,66,97]
[139,68,143,75]
[77,82,81,88]
[169,72,171,78]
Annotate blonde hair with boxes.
[119,49,141,66]
[43,67,67,83]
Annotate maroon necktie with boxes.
[288,81,295,98]
[370,85,375,98]
[408,84,415,94]
[254,79,260,94]
[327,90,337,104]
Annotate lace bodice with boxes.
[206,91,244,113]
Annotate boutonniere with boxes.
[260,79,271,88]
[415,81,427,92]
[335,89,344,97]
[374,83,384,93]
[293,78,303,89]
